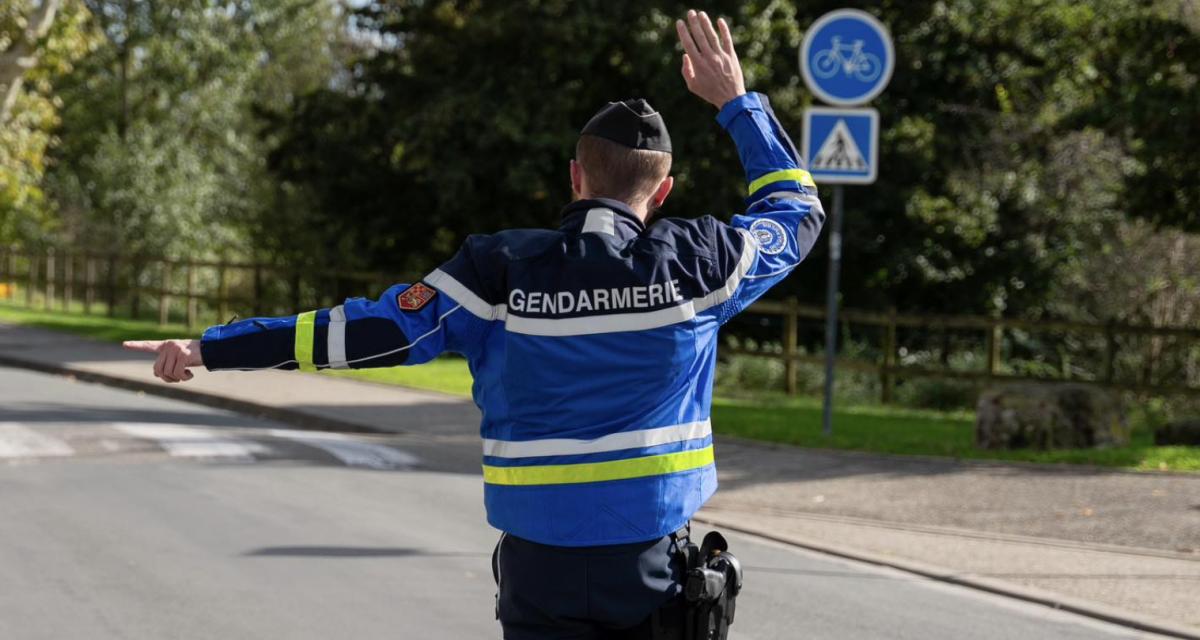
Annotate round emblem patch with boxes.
[749,218,788,255]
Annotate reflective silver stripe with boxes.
[505,302,695,336]
[482,419,711,459]
[424,269,506,321]
[581,208,616,236]
[692,228,758,312]
[327,305,348,369]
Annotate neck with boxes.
[574,193,649,222]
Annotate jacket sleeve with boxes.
[709,92,826,322]
[199,246,499,372]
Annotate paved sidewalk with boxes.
[2,322,1198,636]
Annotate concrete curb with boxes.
[0,352,387,436]
[3,346,1197,638]
[694,513,1200,640]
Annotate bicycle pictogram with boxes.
[812,36,883,82]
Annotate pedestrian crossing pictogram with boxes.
[811,119,867,172]
[802,107,878,184]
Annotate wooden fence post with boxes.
[185,263,197,330]
[880,307,897,404]
[62,252,73,311]
[26,252,36,307]
[106,254,117,317]
[986,322,1002,378]
[84,256,96,314]
[129,257,142,319]
[217,262,228,322]
[1103,322,1117,383]
[783,296,799,395]
[43,249,55,311]
[158,260,171,326]
[5,249,16,300]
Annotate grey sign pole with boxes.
[821,184,844,436]
[801,9,893,437]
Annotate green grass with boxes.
[0,301,194,342]
[709,394,1199,472]
[2,301,1196,472]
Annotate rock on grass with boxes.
[975,384,1127,450]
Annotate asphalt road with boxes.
[0,367,1167,639]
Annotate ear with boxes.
[651,175,674,209]
[570,159,584,197]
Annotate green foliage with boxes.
[0,0,92,246]
[716,353,787,392]
[47,0,341,258]
[894,377,981,411]
[262,0,1200,322]
[0,87,56,242]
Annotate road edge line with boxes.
[693,513,1200,640]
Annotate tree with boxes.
[0,0,60,122]
[0,0,90,245]
[47,0,342,257]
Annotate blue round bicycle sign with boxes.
[800,9,894,106]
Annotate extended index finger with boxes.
[123,340,164,353]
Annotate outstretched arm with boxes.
[124,281,486,383]
[677,10,826,317]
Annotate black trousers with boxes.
[492,532,687,640]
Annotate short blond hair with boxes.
[576,135,672,206]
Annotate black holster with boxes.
[658,529,743,640]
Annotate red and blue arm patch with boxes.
[396,282,438,311]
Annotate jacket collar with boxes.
[559,198,646,239]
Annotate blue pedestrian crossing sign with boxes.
[800,9,894,107]
[802,107,878,185]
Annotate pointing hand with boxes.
[675,10,746,109]
[123,339,203,383]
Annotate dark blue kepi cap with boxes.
[580,99,672,154]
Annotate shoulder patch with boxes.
[397,282,438,311]
[749,218,788,255]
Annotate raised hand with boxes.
[123,339,203,383]
[675,10,746,109]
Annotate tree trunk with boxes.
[0,0,62,123]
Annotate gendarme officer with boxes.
[125,10,825,639]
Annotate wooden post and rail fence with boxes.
[1,246,1198,400]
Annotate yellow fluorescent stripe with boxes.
[748,169,816,194]
[294,310,317,372]
[482,446,714,486]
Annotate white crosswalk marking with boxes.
[0,422,73,458]
[113,423,271,462]
[267,429,419,470]
[0,420,416,469]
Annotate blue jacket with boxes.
[201,92,826,546]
